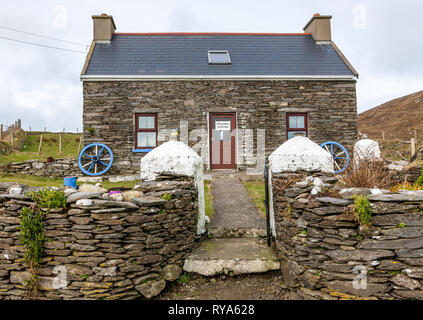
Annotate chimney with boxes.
[303,13,332,42]
[92,13,116,42]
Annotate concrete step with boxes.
[207,227,267,239]
[183,238,280,276]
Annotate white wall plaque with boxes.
[215,121,231,131]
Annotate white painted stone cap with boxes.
[140,141,203,181]
[268,136,334,173]
[354,139,381,162]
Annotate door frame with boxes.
[209,112,237,170]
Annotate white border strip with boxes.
[81,75,357,81]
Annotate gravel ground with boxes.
[156,271,290,300]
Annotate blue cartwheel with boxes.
[78,143,113,176]
[320,141,350,174]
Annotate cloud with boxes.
[0,0,422,132]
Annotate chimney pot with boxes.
[303,14,332,42]
[92,14,116,42]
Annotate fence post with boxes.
[77,136,82,157]
[10,130,14,148]
[414,128,418,143]
[411,138,416,158]
[381,129,385,140]
[59,134,62,155]
[38,134,43,155]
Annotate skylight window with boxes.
[208,51,231,64]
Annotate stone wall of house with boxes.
[83,80,357,173]
[0,176,198,300]
[272,172,423,300]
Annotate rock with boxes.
[90,200,139,209]
[133,273,160,286]
[93,266,117,276]
[395,249,423,258]
[393,290,423,299]
[77,177,103,183]
[121,190,144,202]
[315,197,352,205]
[368,193,423,202]
[281,260,304,287]
[110,193,124,201]
[339,188,371,199]
[360,237,423,250]
[78,184,107,193]
[403,267,423,279]
[327,280,388,297]
[371,213,423,227]
[326,249,395,262]
[66,192,104,203]
[311,186,321,195]
[64,188,77,197]
[391,274,421,290]
[162,264,182,281]
[354,139,381,162]
[10,271,32,285]
[387,163,404,171]
[76,199,93,206]
[108,175,139,183]
[131,196,167,207]
[298,270,320,289]
[9,186,22,195]
[382,227,423,239]
[310,206,345,216]
[135,279,166,299]
[313,177,324,187]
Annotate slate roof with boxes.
[83,33,356,77]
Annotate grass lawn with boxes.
[242,180,266,217]
[204,180,215,219]
[0,173,139,190]
[0,132,82,165]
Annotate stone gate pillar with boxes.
[140,140,206,234]
[267,136,334,239]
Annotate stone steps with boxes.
[207,227,266,239]
[182,238,280,276]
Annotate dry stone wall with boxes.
[0,176,198,300]
[272,172,423,300]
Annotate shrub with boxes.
[19,206,45,266]
[390,182,423,192]
[161,193,172,201]
[352,195,372,228]
[339,158,392,188]
[177,272,190,284]
[28,188,66,211]
[417,166,423,186]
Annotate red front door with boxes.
[209,113,236,169]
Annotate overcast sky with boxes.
[0,0,422,132]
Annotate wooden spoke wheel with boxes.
[78,143,113,176]
[320,141,350,174]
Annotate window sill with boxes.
[132,149,153,153]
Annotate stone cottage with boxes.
[80,13,358,173]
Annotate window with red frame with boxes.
[135,113,158,148]
[286,113,308,139]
